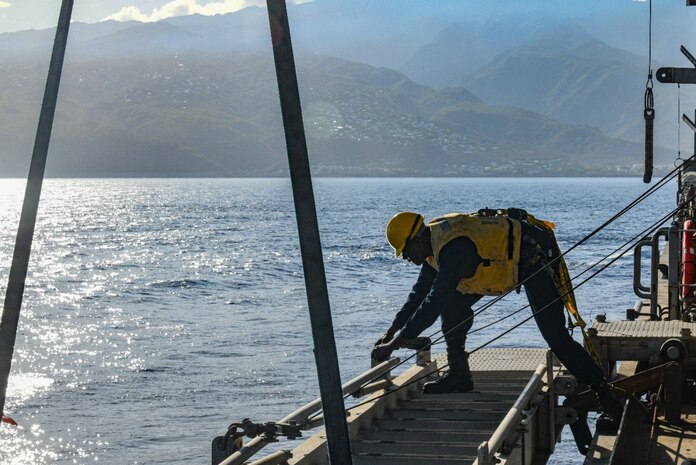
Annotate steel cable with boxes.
[424,153,688,344]
[330,161,687,410]
[297,186,693,429]
[390,156,687,362]
[315,197,691,422]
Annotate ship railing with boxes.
[633,225,682,321]
[215,356,404,465]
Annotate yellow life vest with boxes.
[425,210,601,366]
[425,213,522,296]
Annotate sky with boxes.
[0,0,311,33]
[0,0,685,50]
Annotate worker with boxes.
[372,209,624,421]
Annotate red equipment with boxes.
[682,219,696,300]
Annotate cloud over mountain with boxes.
[102,0,265,23]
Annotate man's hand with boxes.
[371,335,404,364]
[374,333,392,347]
[371,343,395,364]
[373,325,398,347]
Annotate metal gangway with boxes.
[214,347,577,465]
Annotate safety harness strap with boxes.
[475,208,602,366]
[525,215,602,366]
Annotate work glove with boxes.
[371,343,395,364]
[371,334,406,364]
[373,325,398,347]
[374,333,392,347]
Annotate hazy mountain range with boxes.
[1,0,693,177]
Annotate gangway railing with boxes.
[213,357,403,465]
[474,352,573,465]
[217,348,574,465]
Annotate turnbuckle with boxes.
[224,418,302,443]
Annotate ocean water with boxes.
[0,177,675,465]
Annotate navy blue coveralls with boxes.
[391,220,606,392]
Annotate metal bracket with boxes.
[657,46,696,84]
[664,362,683,423]
[212,436,242,465]
[501,440,517,455]
[519,408,535,432]
[555,407,579,425]
[554,376,579,395]
[684,114,696,134]
[657,67,696,84]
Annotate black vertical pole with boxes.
[0,0,74,417]
[644,105,654,183]
[265,2,353,464]
[643,0,654,184]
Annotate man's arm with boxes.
[398,238,480,339]
[375,263,437,346]
[373,238,480,362]
[391,264,438,329]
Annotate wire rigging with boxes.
[320,196,692,422]
[296,164,689,427]
[285,0,690,437]
[426,155,687,343]
[468,164,687,336]
[348,161,686,404]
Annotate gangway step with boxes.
[353,452,477,465]
[399,396,516,410]
[389,408,508,421]
[374,418,501,431]
[354,439,479,456]
[406,392,521,404]
[361,428,491,443]
[397,400,518,410]
[352,372,533,463]
[282,348,552,465]
[413,382,529,393]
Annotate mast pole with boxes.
[264,1,353,463]
[0,0,75,416]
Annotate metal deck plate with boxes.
[590,320,696,338]
[434,347,549,372]
[588,319,696,364]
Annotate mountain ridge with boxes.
[0,5,682,177]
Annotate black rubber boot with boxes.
[423,351,474,394]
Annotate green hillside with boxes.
[0,50,660,177]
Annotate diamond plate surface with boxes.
[433,347,549,372]
[590,320,696,338]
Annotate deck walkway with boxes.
[287,348,551,465]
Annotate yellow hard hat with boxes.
[386,212,425,257]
